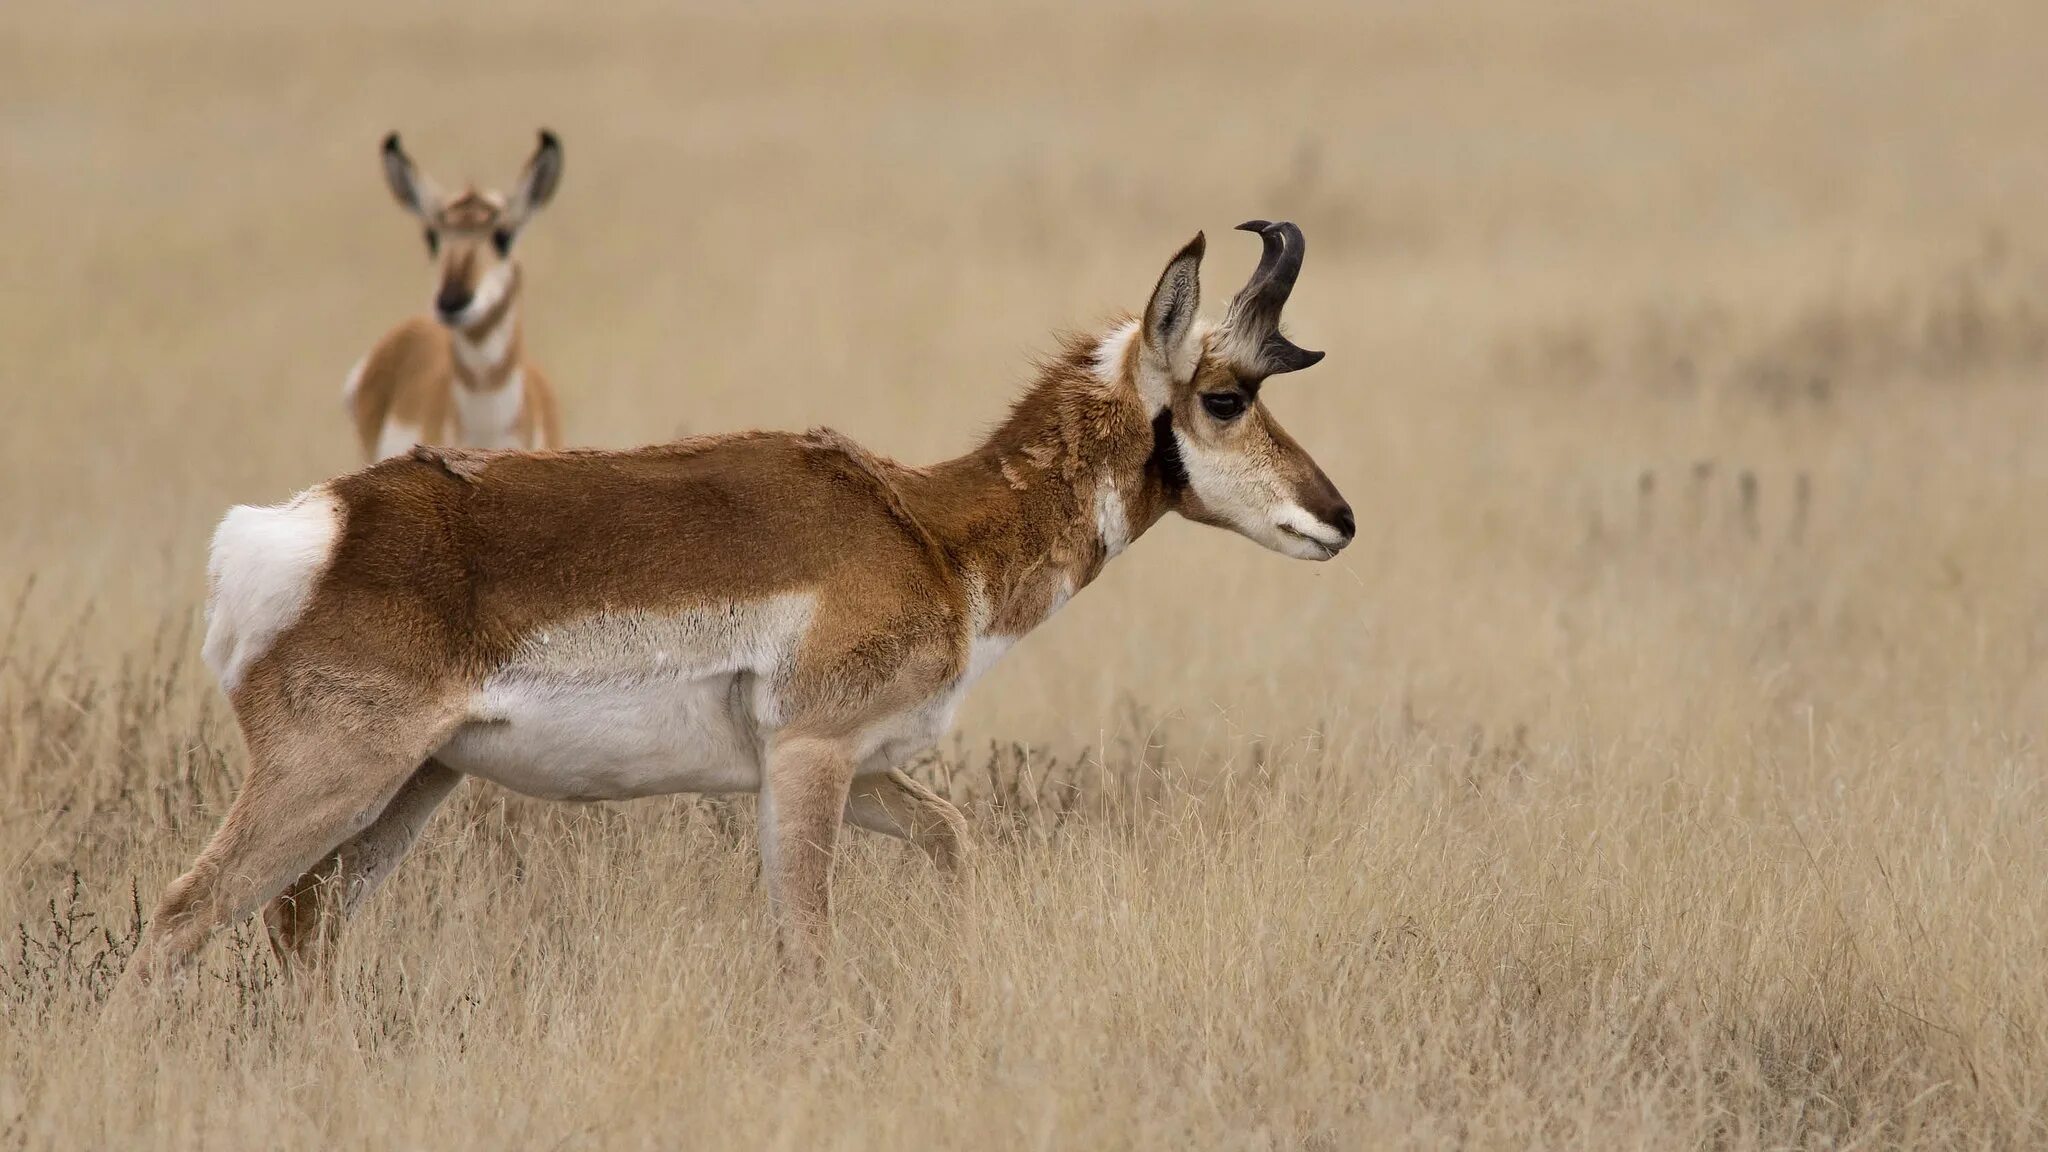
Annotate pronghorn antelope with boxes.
[126,222,1352,985]
[342,130,565,460]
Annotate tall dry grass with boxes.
[6,1,2048,1147]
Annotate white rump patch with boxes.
[374,420,422,461]
[436,595,817,801]
[201,487,343,697]
[453,369,527,449]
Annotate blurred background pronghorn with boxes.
[342,130,564,459]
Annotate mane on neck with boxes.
[895,318,1171,638]
[974,318,1141,477]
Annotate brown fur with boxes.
[125,229,1350,988]
[347,312,562,457]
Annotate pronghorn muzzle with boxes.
[1175,221,1356,561]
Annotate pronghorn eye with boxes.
[491,228,514,256]
[423,229,439,256]
[1201,391,1248,421]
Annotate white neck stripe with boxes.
[454,304,517,377]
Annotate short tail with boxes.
[200,488,344,696]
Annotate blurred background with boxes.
[7,2,2043,749]
[4,1,2048,754]
[6,4,2048,1145]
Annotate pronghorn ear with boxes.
[1142,232,1205,379]
[504,129,564,225]
[381,132,442,219]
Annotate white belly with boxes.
[438,597,817,799]
[435,672,764,801]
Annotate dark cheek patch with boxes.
[1148,408,1189,493]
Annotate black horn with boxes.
[1223,221,1323,378]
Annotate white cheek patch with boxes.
[201,488,343,697]
[450,262,514,328]
[1178,432,1278,529]
[1177,432,1342,557]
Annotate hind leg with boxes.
[846,769,972,879]
[123,705,461,990]
[265,760,465,968]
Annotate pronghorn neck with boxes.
[450,265,523,391]
[903,319,1170,639]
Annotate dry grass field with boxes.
[6,1,2048,1147]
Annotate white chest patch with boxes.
[453,369,527,449]
[201,487,343,697]
[964,632,1017,685]
[452,312,516,378]
[374,419,422,461]
[435,596,816,801]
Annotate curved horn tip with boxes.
[1270,342,1324,374]
[1236,219,1274,234]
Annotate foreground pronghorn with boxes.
[342,130,565,460]
[126,223,1352,986]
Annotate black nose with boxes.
[435,288,472,321]
[1331,503,1356,540]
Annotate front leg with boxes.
[758,734,858,969]
[847,768,972,879]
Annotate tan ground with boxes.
[5,2,2048,1147]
